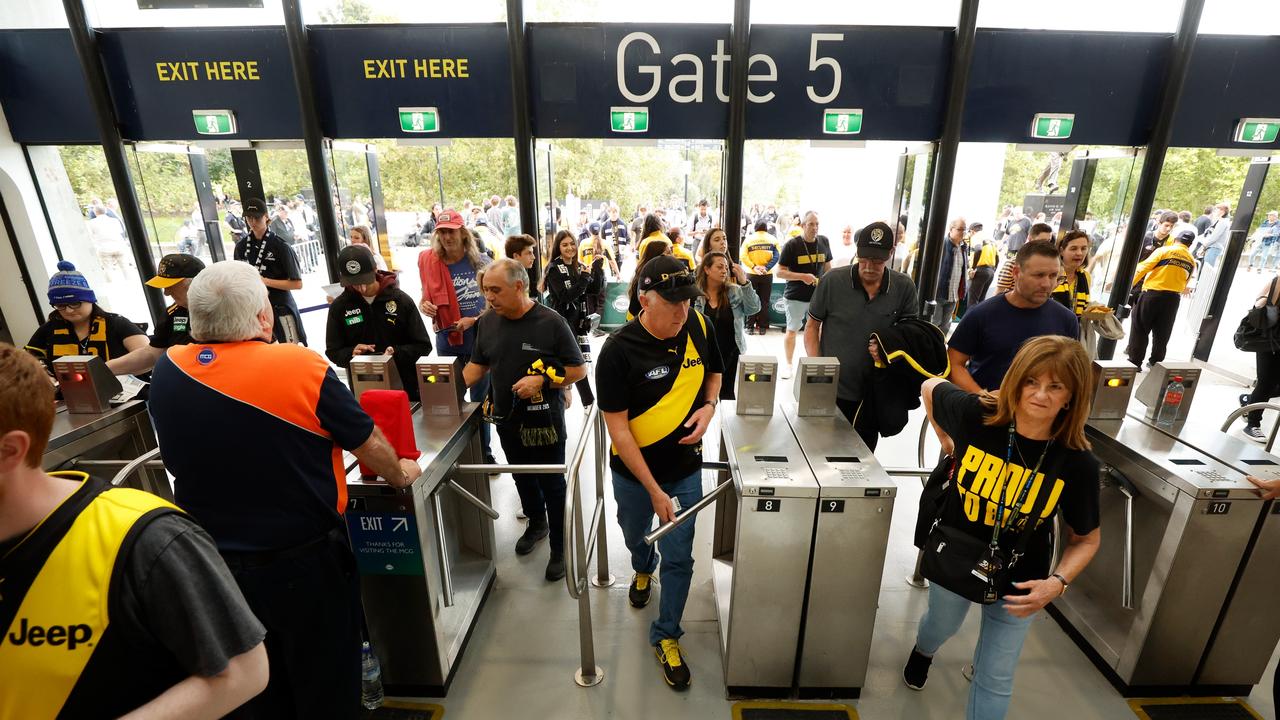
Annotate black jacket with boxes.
[546,256,604,335]
[325,271,432,398]
[867,317,950,437]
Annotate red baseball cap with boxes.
[436,209,464,229]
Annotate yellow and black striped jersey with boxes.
[1051,270,1091,316]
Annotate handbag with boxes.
[913,454,954,550]
[920,429,1053,605]
[1234,277,1280,353]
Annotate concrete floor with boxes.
[409,328,1278,720]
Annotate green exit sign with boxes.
[1235,118,1280,144]
[399,107,440,133]
[192,109,236,136]
[1030,113,1074,140]
[822,108,863,135]
[610,106,649,133]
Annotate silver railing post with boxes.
[908,417,931,589]
[563,405,604,687]
[591,409,615,588]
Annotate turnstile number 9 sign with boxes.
[821,500,846,513]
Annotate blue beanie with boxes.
[47,261,97,305]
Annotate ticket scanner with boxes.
[713,370,820,695]
[349,354,403,400]
[1133,361,1201,425]
[1089,360,1139,421]
[416,354,466,416]
[53,355,122,414]
[793,357,839,417]
[735,355,778,416]
[780,357,896,698]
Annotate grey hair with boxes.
[802,211,819,224]
[188,261,270,342]
[487,257,528,289]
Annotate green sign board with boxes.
[822,108,863,135]
[610,107,649,133]
[346,511,424,576]
[399,106,440,133]
[1030,113,1074,140]
[192,109,236,136]
[1235,119,1280,144]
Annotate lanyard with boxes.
[990,423,1051,548]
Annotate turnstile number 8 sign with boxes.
[757,498,781,512]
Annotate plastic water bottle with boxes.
[1156,376,1185,427]
[361,641,384,710]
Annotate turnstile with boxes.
[345,403,497,697]
[42,400,172,501]
[714,403,820,696]
[781,403,895,698]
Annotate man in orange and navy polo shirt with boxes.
[149,261,418,719]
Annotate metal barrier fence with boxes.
[1221,402,1280,453]
[294,238,322,273]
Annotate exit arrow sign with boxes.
[1030,113,1074,140]
[399,106,440,133]
[1235,118,1280,144]
[192,109,236,136]
[822,108,863,135]
[610,106,649,133]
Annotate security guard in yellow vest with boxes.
[0,345,267,719]
[1127,228,1197,368]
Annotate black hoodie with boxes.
[325,270,432,399]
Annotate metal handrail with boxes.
[109,447,162,487]
[564,403,601,599]
[443,479,500,520]
[1220,402,1280,453]
[562,404,607,688]
[74,458,166,470]
[643,477,734,546]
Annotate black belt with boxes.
[220,527,345,571]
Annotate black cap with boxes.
[146,253,206,288]
[242,198,268,217]
[337,245,377,286]
[588,222,601,235]
[1175,228,1197,244]
[637,255,701,303]
[856,221,895,261]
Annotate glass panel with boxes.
[1,0,68,28]
[528,0,729,22]
[26,145,152,328]
[247,147,329,326]
[1199,0,1280,36]
[129,145,215,264]
[302,0,503,23]
[1085,152,1143,302]
[752,0,959,26]
[85,0,283,27]
[976,0,1183,32]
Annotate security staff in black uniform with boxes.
[234,197,306,344]
[325,245,433,400]
[107,253,205,376]
[0,344,268,718]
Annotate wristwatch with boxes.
[705,398,720,409]
[1051,573,1069,595]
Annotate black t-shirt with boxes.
[150,303,192,349]
[778,235,832,302]
[708,300,737,361]
[24,310,145,372]
[931,383,1100,586]
[596,311,724,485]
[472,303,583,432]
[234,230,302,313]
[1005,218,1033,253]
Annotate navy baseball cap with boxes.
[856,221,895,261]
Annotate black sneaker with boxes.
[629,572,653,608]
[515,518,549,555]
[545,552,566,581]
[654,639,691,690]
[1244,425,1267,443]
[903,646,933,690]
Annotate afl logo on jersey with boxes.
[645,366,670,381]
[196,347,216,365]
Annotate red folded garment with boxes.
[358,390,419,477]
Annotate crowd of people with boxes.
[14,185,1280,719]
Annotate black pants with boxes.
[835,395,880,452]
[497,422,567,554]
[968,266,994,307]
[720,348,739,400]
[1248,350,1280,426]
[748,273,772,332]
[574,338,595,406]
[223,532,361,719]
[1127,290,1180,366]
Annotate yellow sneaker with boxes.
[655,638,691,690]
[629,572,652,608]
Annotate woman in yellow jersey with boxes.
[741,219,781,335]
[1052,230,1091,318]
[627,232,676,320]
[24,262,148,375]
[636,214,695,271]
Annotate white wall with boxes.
[0,110,58,345]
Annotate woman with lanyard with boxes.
[1051,229,1091,320]
[25,261,148,374]
[693,251,759,400]
[904,335,1101,720]
[545,229,604,407]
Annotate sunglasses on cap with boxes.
[53,301,83,311]
[647,270,695,291]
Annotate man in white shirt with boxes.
[88,206,129,280]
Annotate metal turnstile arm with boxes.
[1106,467,1138,611]
[430,491,455,608]
[644,478,734,546]
[1221,402,1280,454]
[444,479,500,520]
[109,447,162,487]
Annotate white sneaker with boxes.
[780,364,792,379]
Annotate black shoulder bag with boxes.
[1234,276,1280,353]
[920,425,1052,605]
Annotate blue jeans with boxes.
[1251,241,1279,270]
[915,583,1034,720]
[612,469,704,646]
[1204,244,1223,268]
